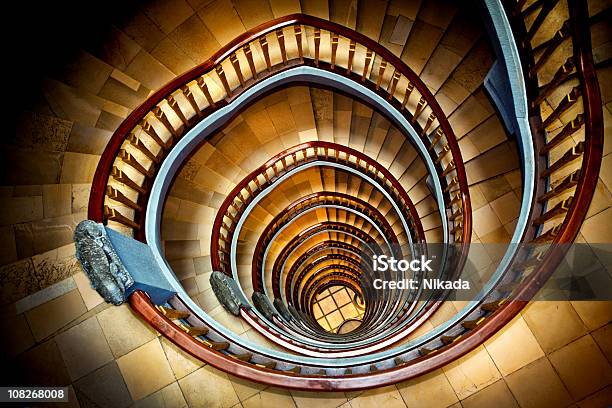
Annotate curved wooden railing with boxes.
[86,14,473,362]
[210,141,423,276]
[252,191,402,294]
[259,193,402,293]
[269,223,386,326]
[90,3,602,390]
[287,253,372,298]
[209,142,430,349]
[87,13,470,250]
[398,0,604,368]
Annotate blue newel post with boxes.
[74,220,176,306]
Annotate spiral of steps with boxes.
[77,0,607,390]
[2,0,610,404]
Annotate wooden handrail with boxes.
[126,2,603,389]
[88,13,470,250]
[269,223,385,323]
[101,11,612,390]
[210,141,426,275]
[86,14,473,358]
[288,251,374,304]
[252,191,401,294]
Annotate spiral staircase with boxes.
[1,0,609,403]
[76,0,606,391]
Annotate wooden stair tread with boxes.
[233,352,252,362]
[462,317,485,330]
[157,306,190,320]
[197,339,229,351]
[178,324,209,337]
[258,361,277,369]
[481,299,507,312]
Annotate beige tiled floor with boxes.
[521,300,587,353]
[484,316,544,376]
[4,238,612,408]
[117,338,175,400]
[179,365,240,408]
[548,335,612,401]
[505,357,573,408]
[396,369,459,408]
[2,111,611,408]
[55,316,114,381]
[442,345,502,400]
[97,303,158,358]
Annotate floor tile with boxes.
[0,312,34,358]
[396,369,458,408]
[15,339,70,386]
[348,385,406,408]
[570,301,612,331]
[25,289,87,341]
[97,303,157,357]
[228,374,266,402]
[117,339,175,400]
[160,336,204,379]
[592,323,612,363]
[55,315,114,380]
[576,385,612,408]
[74,361,132,408]
[242,387,296,408]
[549,335,612,400]
[179,365,240,408]
[460,380,518,408]
[442,345,502,399]
[133,381,188,408]
[73,271,104,310]
[522,301,587,353]
[290,389,347,408]
[505,357,572,408]
[484,315,544,375]
[580,207,612,243]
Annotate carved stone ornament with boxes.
[288,303,303,321]
[273,298,293,322]
[74,220,134,305]
[252,291,276,321]
[210,271,243,316]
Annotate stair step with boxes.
[178,324,209,337]
[481,299,506,312]
[441,334,462,345]
[287,366,301,374]
[197,339,230,351]
[157,306,190,320]
[233,352,252,362]
[462,317,485,330]
[419,347,435,356]
[258,361,277,369]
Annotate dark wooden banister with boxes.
[88,13,470,249]
[87,15,473,358]
[253,191,401,294]
[80,7,608,389]
[290,255,373,305]
[210,141,426,274]
[268,223,385,323]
